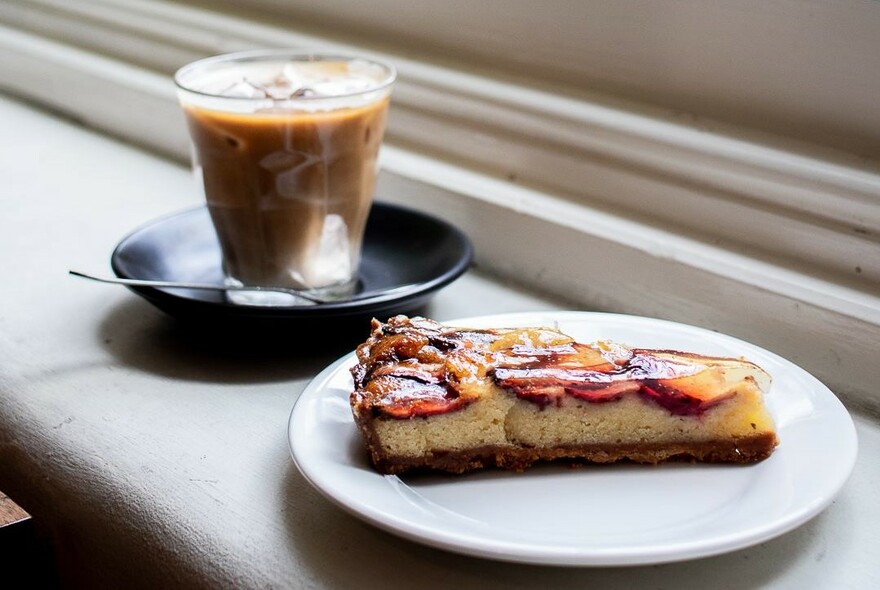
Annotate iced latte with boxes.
[175,52,394,303]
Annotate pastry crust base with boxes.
[363,434,779,475]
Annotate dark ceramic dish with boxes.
[111,203,472,332]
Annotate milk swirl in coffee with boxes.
[176,54,394,300]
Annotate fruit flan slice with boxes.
[349,316,778,475]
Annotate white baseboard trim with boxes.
[0,14,878,405]
[380,148,880,326]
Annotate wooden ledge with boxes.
[0,492,29,528]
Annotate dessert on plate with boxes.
[349,316,778,474]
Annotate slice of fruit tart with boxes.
[350,316,778,475]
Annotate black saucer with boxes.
[110,203,472,331]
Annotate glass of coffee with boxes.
[175,50,395,305]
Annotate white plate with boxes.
[288,312,858,566]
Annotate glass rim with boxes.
[173,49,396,102]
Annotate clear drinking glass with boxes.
[174,50,395,305]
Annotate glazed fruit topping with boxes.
[351,316,762,419]
[364,376,468,418]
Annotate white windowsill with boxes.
[1,94,879,588]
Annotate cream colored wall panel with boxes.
[218,0,880,158]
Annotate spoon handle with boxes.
[69,270,326,303]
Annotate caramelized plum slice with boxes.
[362,376,468,418]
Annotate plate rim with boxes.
[288,311,859,566]
[109,202,473,316]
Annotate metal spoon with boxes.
[69,270,418,305]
